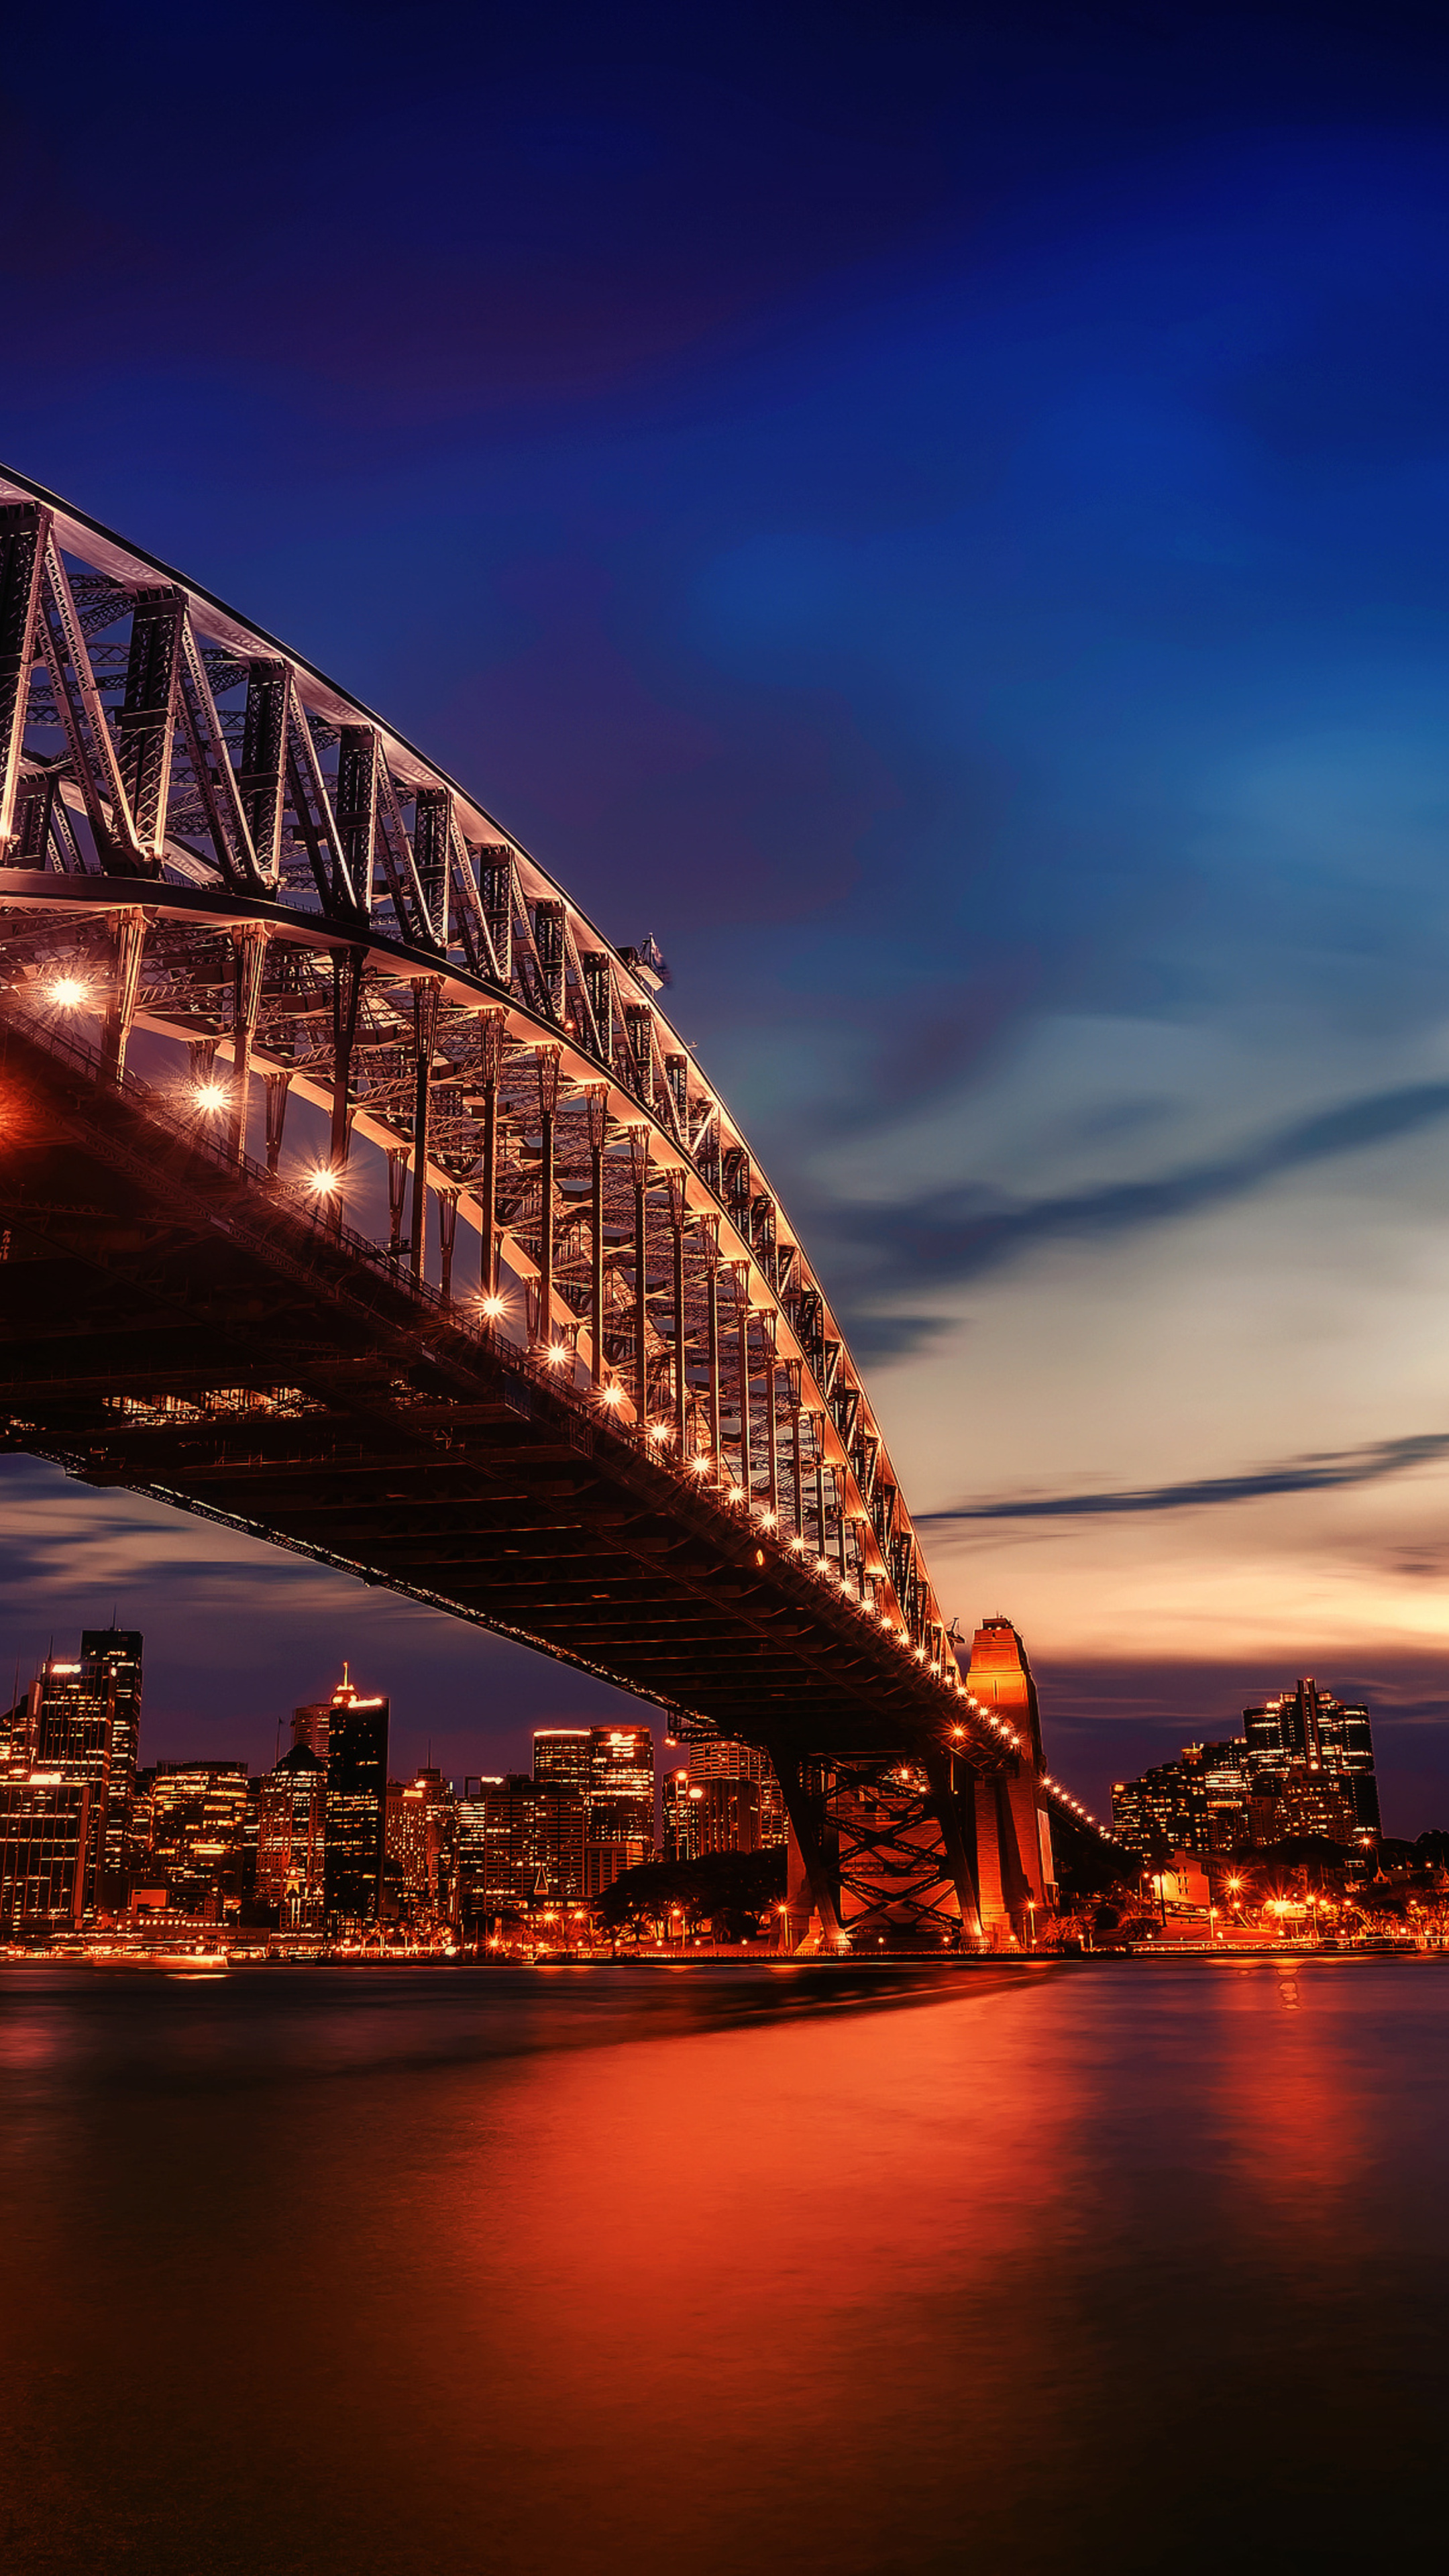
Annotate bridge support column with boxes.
[533,1042,561,1342]
[629,1123,650,1421]
[409,978,441,1281]
[969,1771,1042,1948]
[226,925,266,1166]
[922,1750,985,1947]
[702,1217,722,1478]
[812,1416,826,1562]
[264,1071,291,1177]
[667,1169,688,1445]
[586,1084,608,1383]
[732,1259,751,1500]
[767,1747,843,1953]
[786,1363,804,1538]
[386,1148,407,1261]
[101,908,145,1085]
[437,1187,459,1303]
[480,1011,506,1303]
[761,1309,779,1519]
[329,945,364,1227]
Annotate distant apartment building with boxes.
[686,1735,788,1851]
[1112,1677,1379,1860]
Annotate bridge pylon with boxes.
[769,1619,1057,1953]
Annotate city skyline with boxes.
[10,0,1449,1817]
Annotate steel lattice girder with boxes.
[0,464,1091,1813]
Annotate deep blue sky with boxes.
[7,1,1449,1827]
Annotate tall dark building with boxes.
[323,1673,388,1925]
[82,1630,143,1900]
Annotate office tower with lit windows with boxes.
[663,1768,704,1862]
[384,1768,460,1919]
[256,1743,327,1918]
[323,1671,388,1925]
[81,1630,143,1900]
[687,1736,788,1851]
[458,1774,533,1911]
[533,1728,592,1798]
[588,1725,655,1847]
[1113,1677,1381,1859]
[148,1762,251,1915]
[1244,1679,1380,1835]
[0,1633,145,1929]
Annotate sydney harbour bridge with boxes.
[0,464,1102,1949]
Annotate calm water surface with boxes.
[2,1957,1446,2574]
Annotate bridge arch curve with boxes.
[0,464,1097,1944]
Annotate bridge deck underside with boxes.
[0,1026,987,1765]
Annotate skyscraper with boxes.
[1244,1680,1380,1834]
[83,1630,143,1902]
[323,1672,388,1925]
[384,1768,460,1919]
[0,1635,145,1927]
[663,1768,704,1863]
[533,1728,592,1797]
[257,1743,327,1920]
[588,1725,655,1847]
[148,1762,251,1914]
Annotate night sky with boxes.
[6,1,1449,1827]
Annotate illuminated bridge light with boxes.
[48,977,89,1009]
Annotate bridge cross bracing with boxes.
[0,466,1102,1948]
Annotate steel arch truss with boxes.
[0,466,969,1680]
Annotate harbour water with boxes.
[2,1957,1446,2574]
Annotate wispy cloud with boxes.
[828,1082,1449,1299]
[920,1432,1449,1523]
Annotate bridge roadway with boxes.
[0,464,1095,1946]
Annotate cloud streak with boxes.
[834,1083,1449,1297]
[920,1431,1449,1523]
